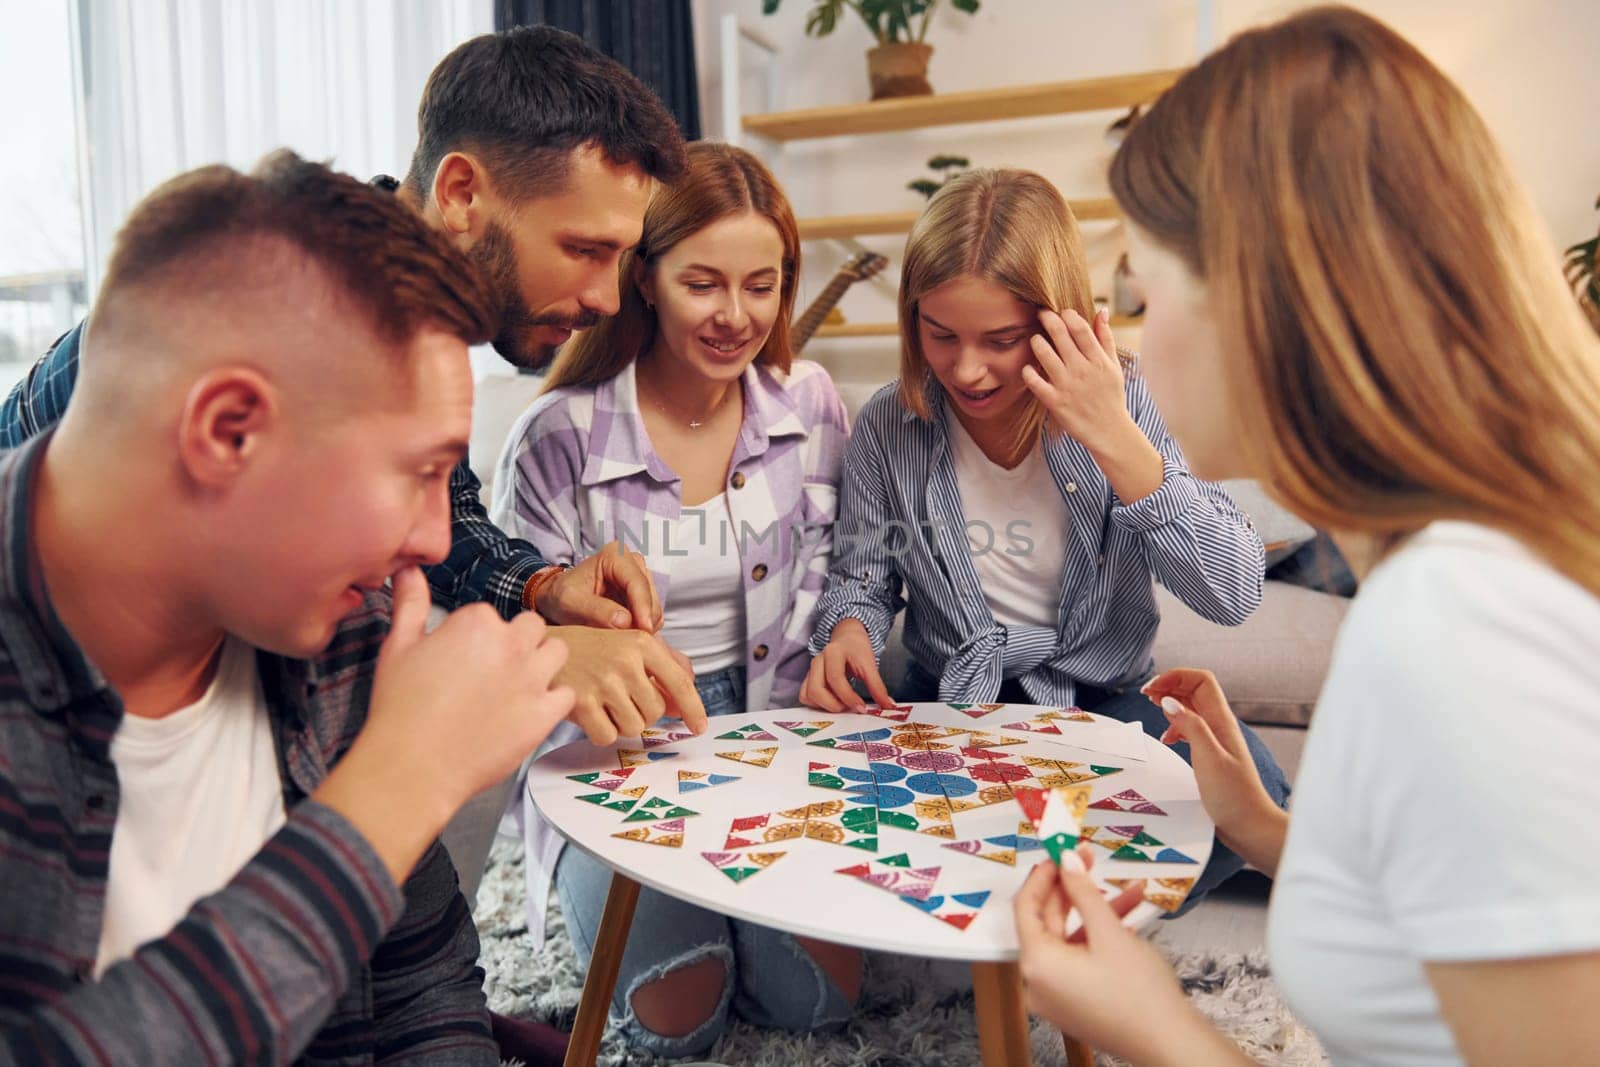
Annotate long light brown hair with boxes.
[543,141,800,391]
[1110,5,1600,595]
[897,168,1097,451]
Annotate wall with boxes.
[692,0,1600,387]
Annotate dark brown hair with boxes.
[405,25,688,203]
[544,142,801,391]
[92,149,496,351]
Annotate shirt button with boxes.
[1066,482,1078,493]
[85,794,106,811]
[730,472,746,490]
[751,564,768,582]
[753,644,770,661]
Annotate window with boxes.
[0,0,87,395]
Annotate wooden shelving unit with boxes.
[798,198,1118,241]
[730,54,1177,342]
[743,70,1184,142]
[814,315,1142,340]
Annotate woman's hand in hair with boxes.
[800,618,895,713]
[1024,308,1165,502]
[1143,668,1290,876]
[1023,307,1129,447]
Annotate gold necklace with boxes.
[644,380,736,430]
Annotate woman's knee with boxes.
[627,946,733,1047]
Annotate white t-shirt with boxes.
[95,637,286,976]
[655,492,747,676]
[945,410,1070,630]
[1268,521,1600,1064]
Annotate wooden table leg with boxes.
[1063,1032,1096,1067]
[971,960,1033,1066]
[563,872,641,1067]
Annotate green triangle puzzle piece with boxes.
[720,866,760,883]
[576,792,611,805]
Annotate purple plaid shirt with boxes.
[489,357,848,942]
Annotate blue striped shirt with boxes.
[810,375,1264,705]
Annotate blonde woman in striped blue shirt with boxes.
[802,168,1288,904]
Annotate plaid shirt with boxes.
[490,358,849,945]
[0,436,495,1064]
[0,325,546,622]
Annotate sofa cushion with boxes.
[1151,580,1348,728]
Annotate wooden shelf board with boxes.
[813,322,901,339]
[743,70,1184,142]
[799,199,1118,241]
[813,315,1142,340]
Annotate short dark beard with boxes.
[469,221,599,371]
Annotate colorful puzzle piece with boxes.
[574,784,649,815]
[1106,876,1198,913]
[615,748,679,769]
[700,849,786,883]
[1088,788,1167,816]
[567,767,639,792]
[639,727,696,748]
[902,890,991,931]
[836,852,942,900]
[677,770,740,794]
[715,723,779,742]
[722,799,878,852]
[716,746,778,768]
[620,795,699,823]
[1080,824,1197,864]
[774,719,833,737]
[943,821,1046,866]
[612,817,687,847]
[1020,755,1122,787]
[1014,784,1092,864]
[946,702,1006,719]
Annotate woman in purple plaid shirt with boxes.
[490,142,858,1057]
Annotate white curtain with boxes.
[74,0,493,295]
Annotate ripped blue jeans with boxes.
[554,665,857,1057]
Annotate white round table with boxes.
[528,702,1212,1066]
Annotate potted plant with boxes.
[1565,195,1599,334]
[763,0,981,100]
[908,154,970,199]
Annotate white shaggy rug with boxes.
[477,838,1326,1066]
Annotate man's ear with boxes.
[431,152,488,240]
[634,259,656,309]
[177,368,278,489]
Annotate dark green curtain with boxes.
[495,0,701,141]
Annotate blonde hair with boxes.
[543,141,799,392]
[898,169,1097,450]
[1110,5,1600,596]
